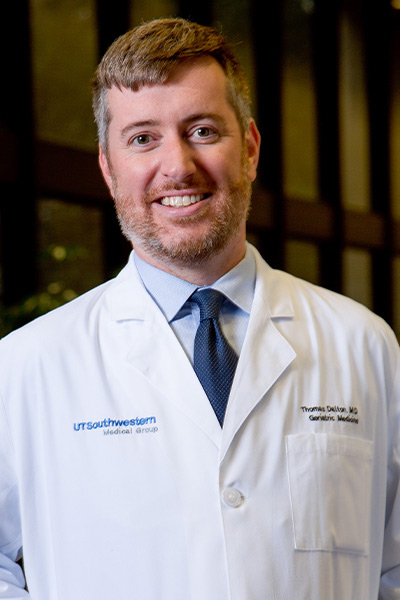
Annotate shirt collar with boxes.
[134,243,256,323]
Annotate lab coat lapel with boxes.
[108,262,222,445]
[128,309,222,444]
[221,252,296,457]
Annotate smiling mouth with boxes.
[160,194,207,207]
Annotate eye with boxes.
[191,126,217,140]
[130,133,154,146]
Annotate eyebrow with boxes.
[119,113,227,140]
[120,120,159,139]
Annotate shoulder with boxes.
[0,280,112,354]
[252,246,398,347]
[0,254,145,356]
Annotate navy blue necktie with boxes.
[191,289,238,426]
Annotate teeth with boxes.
[161,194,203,207]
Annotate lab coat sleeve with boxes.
[380,355,400,599]
[0,393,29,598]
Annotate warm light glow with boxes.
[392,0,400,8]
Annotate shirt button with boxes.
[222,487,244,508]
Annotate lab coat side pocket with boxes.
[285,433,374,555]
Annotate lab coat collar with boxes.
[107,252,150,321]
[250,245,295,319]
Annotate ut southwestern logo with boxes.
[73,416,158,436]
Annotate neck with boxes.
[134,239,247,285]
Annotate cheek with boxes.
[206,150,243,184]
[113,163,150,197]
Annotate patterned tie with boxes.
[191,289,238,426]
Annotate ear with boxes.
[245,119,261,182]
[98,144,114,195]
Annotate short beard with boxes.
[116,176,252,268]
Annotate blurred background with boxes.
[1,0,400,337]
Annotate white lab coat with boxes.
[0,245,399,599]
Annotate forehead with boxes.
[106,57,238,127]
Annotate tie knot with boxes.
[191,288,225,321]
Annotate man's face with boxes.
[99,57,260,275]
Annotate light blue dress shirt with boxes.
[134,243,256,363]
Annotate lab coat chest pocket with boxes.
[285,433,373,555]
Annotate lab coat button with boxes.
[222,487,244,508]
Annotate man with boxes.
[0,17,399,600]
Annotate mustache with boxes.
[144,178,217,199]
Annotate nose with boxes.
[160,137,196,182]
